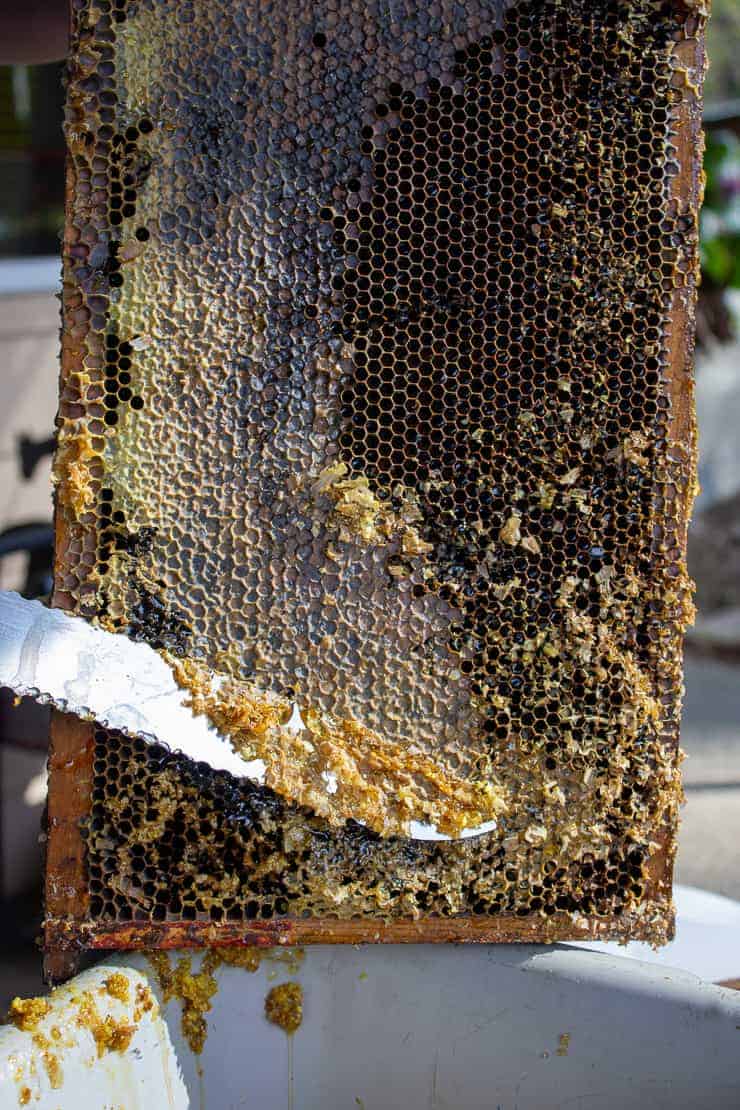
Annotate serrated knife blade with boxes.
[0,591,494,842]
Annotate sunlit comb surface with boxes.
[48,0,705,950]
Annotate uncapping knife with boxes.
[0,591,492,842]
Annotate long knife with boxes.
[0,591,494,842]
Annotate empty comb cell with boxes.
[45,0,707,968]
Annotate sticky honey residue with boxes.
[18,1087,31,1106]
[147,947,303,1054]
[6,985,143,1096]
[134,983,156,1020]
[499,514,521,546]
[499,512,541,553]
[217,947,263,972]
[264,982,303,1035]
[106,774,181,845]
[52,424,98,520]
[75,992,136,1056]
[147,951,221,1055]
[312,462,433,556]
[171,957,219,1056]
[8,998,51,1033]
[36,1036,63,1089]
[167,654,508,838]
[103,972,130,1003]
[6,982,144,1095]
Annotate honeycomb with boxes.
[50,0,706,945]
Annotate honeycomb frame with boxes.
[45,0,707,970]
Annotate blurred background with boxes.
[0,5,737,1004]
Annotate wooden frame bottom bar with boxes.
[45,908,673,954]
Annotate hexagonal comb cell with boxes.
[46,0,706,960]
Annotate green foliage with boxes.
[701,130,740,290]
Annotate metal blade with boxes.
[0,591,492,842]
[0,591,265,781]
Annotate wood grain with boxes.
[43,715,95,982]
[44,905,662,951]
